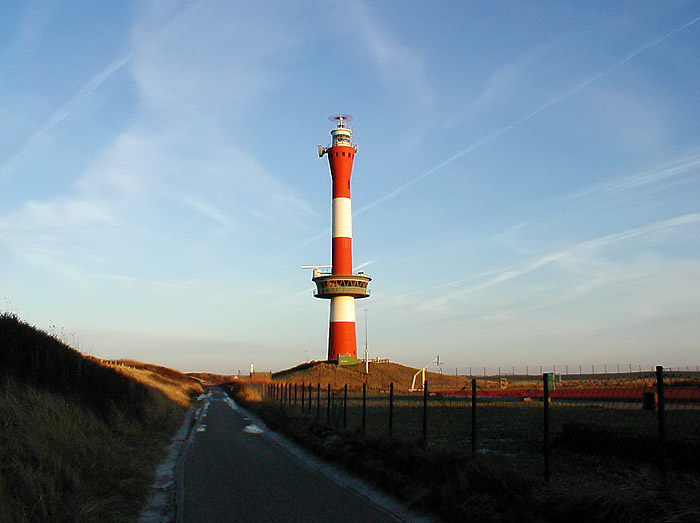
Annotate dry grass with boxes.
[271,361,470,391]
[0,314,202,521]
[0,376,184,522]
[104,361,203,406]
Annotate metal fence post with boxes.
[327,383,331,424]
[343,383,348,429]
[301,382,305,411]
[471,378,477,457]
[543,372,550,483]
[389,382,394,438]
[656,365,666,478]
[422,380,429,446]
[316,383,321,421]
[362,382,367,435]
[308,382,312,413]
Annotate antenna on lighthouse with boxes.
[329,114,353,127]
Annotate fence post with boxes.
[308,382,312,413]
[327,383,331,424]
[343,384,348,429]
[656,365,666,478]
[301,382,305,411]
[389,382,394,438]
[362,382,367,435]
[316,383,321,421]
[294,383,298,407]
[471,378,477,457]
[543,372,550,484]
[422,380,429,446]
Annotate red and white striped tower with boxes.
[311,115,370,363]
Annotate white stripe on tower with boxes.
[330,295,356,323]
[332,196,353,275]
[332,197,353,238]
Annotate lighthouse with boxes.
[305,115,371,364]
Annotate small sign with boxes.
[337,355,358,366]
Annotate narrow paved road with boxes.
[180,388,420,523]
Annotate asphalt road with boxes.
[179,388,421,523]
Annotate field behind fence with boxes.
[252,366,699,484]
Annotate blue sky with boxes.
[1,1,699,374]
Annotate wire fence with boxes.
[254,366,699,482]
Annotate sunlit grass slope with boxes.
[0,313,202,522]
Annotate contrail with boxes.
[375,212,700,305]
[0,0,206,183]
[449,213,700,295]
[355,14,700,215]
[287,13,700,254]
[0,53,134,180]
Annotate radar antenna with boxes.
[328,114,353,128]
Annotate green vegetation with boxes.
[0,313,201,522]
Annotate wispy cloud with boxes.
[454,213,700,293]
[0,1,208,184]
[379,213,700,312]
[0,194,115,279]
[1,1,317,279]
[356,14,700,213]
[0,52,134,182]
[349,1,434,110]
[564,151,700,201]
[467,47,544,117]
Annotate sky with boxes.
[1,1,699,375]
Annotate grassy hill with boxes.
[272,360,472,391]
[0,313,202,521]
